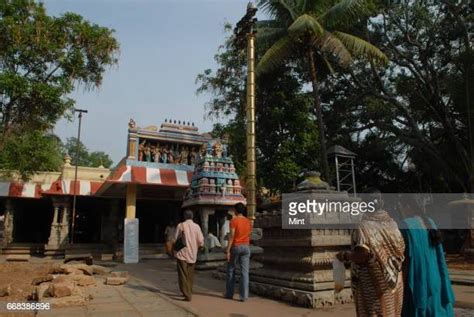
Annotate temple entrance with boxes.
[136,200,181,243]
[73,197,110,243]
[12,198,53,243]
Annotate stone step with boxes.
[6,254,30,262]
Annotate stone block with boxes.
[106,277,128,285]
[45,295,86,308]
[48,281,75,298]
[91,264,111,275]
[32,274,53,285]
[36,283,51,299]
[0,285,11,297]
[63,264,93,275]
[71,275,96,286]
[110,271,129,278]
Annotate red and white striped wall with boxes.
[0,180,103,198]
[108,165,193,187]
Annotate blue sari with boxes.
[401,217,455,317]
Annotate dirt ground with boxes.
[0,262,54,302]
[446,255,474,271]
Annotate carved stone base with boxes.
[249,280,352,308]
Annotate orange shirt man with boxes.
[225,203,252,301]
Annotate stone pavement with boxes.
[0,275,194,317]
[120,259,474,317]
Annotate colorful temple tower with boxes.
[182,140,246,269]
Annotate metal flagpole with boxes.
[71,108,88,244]
[234,2,257,220]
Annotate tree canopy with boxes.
[64,137,113,169]
[0,0,119,178]
[198,0,472,193]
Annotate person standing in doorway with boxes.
[220,213,233,248]
[174,210,204,301]
[225,203,252,301]
[164,221,176,257]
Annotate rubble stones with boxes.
[32,274,54,285]
[36,283,51,299]
[0,285,11,297]
[46,295,86,308]
[110,271,129,278]
[48,281,75,298]
[64,264,93,275]
[71,275,96,286]
[91,264,111,275]
[105,277,128,285]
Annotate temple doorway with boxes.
[12,198,53,243]
[136,200,181,243]
[73,197,110,243]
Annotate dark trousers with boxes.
[177,259,195,300]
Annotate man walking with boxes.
[174,209,204,301]
[225,203,252,301]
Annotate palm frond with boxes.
[256,35,294,76]
[317,32,352,67]
[322,57,336,75]
[288,14,324,38]
[258,0,300,21]
[333,31,388,65]
[256,20,287,43]
[319,0,368,29]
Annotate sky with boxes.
[45,0,257,164]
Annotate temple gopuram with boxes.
[0,120,227,260]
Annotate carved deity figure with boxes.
[199,143,208,159]
[188,147,197,165]
[209,179,216,193]
[138,140,146,161]
[226,179,233,195]
[213,142,223,158]
[161,145,169,163]
[152,146,160,162]
[144,145,152,162]
[180,146,189,165]
[128,118,136,129]
[234,180,241,194]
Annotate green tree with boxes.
[256,0,387,180]
[0,131,63,180]
[87,151,113,168]
[0,0,119,145]
[321,0,472,192]
[64,137,113,168]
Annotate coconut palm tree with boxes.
[256,0,388,180]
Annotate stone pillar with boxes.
[47,205,60,246]
[199,208,215,238]
[126,184,137,219]
[45,198,70,257]
[2,199,14,247]
[59,205,70,247]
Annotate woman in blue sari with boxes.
[399,196,455,317]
